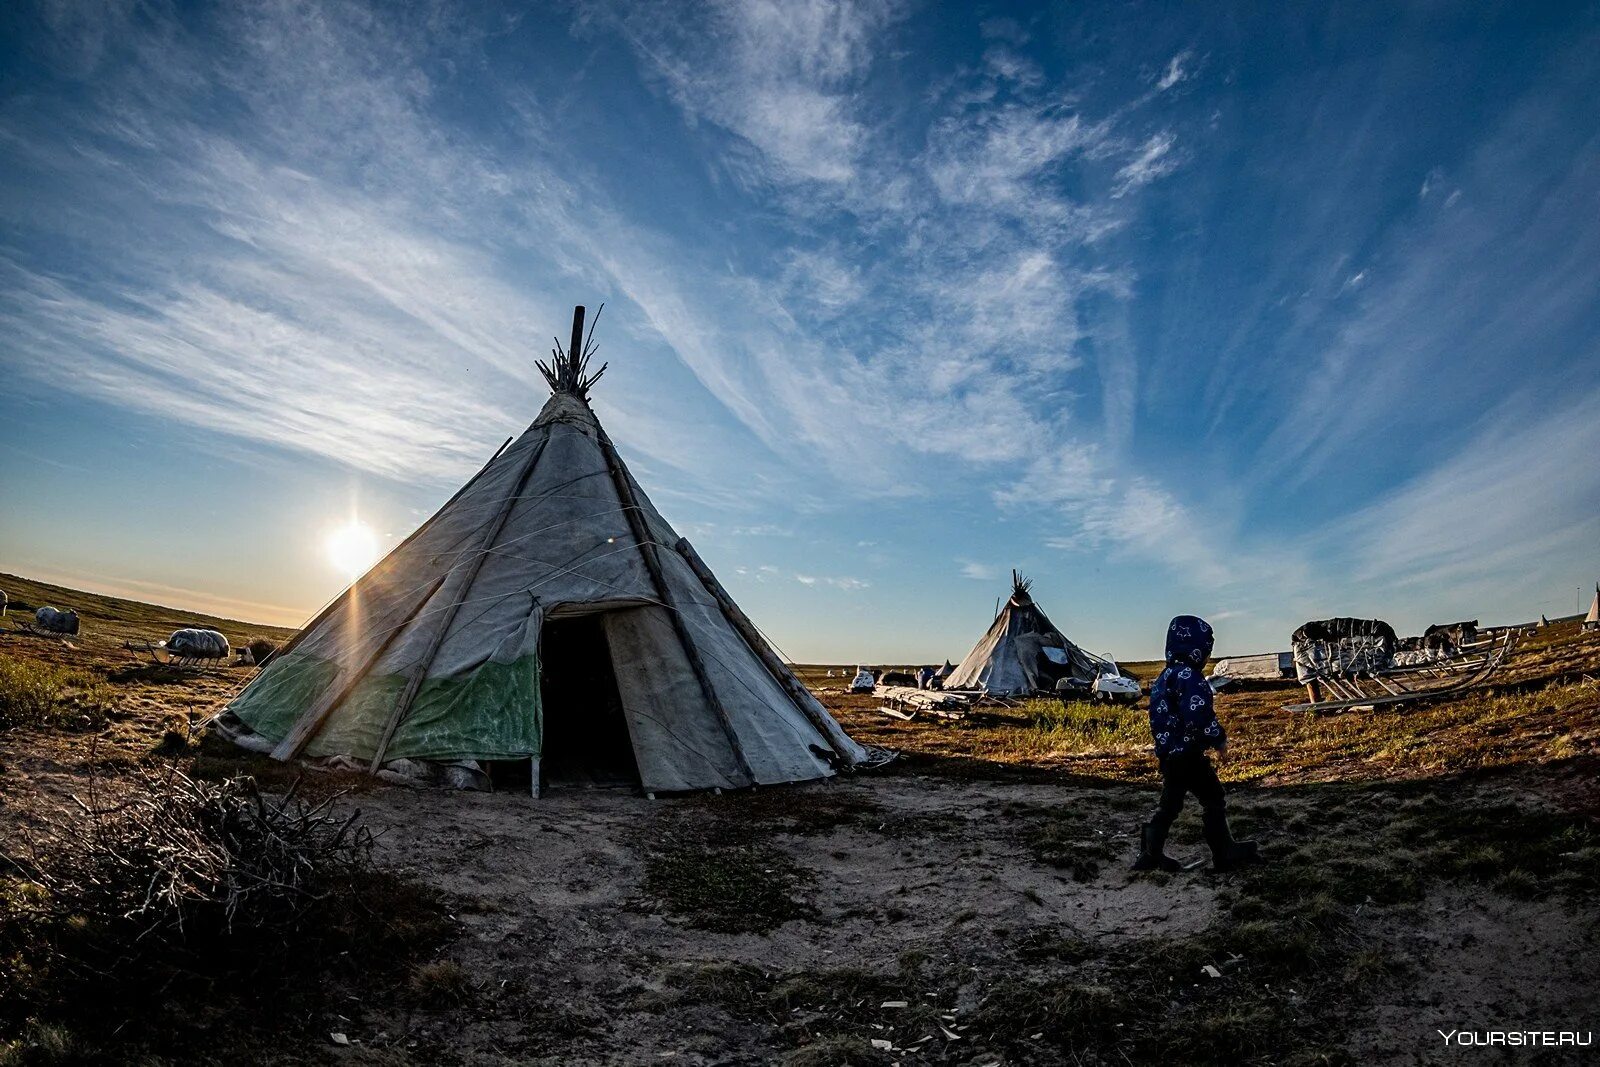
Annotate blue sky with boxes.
[2,0,1597,661]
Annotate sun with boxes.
[325,520,380,579]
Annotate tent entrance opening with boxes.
[538,615,640,789]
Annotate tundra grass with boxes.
[0,654,113,733]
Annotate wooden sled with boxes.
[123,639,229,672]
[1282,630,1517,712]
[877,685,971,720]
[9,620,77,647]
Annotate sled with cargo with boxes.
[1283,617,1516,712]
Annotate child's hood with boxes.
[1165,615,1215,667]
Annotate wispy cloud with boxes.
[1112,132,1179,197]
[603,0,902,185]
[1328,388,1600,594]
[794,572,869,590]
[591,0,1218,585]
[1156,51,1193,92]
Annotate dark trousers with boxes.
[1149,750,1228,843]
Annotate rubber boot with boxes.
[1203,810,1260,872]
[1131,822,1182,872]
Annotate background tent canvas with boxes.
[1586,584,1599,631]
[943,572,1101,695]
[220,307,868,793]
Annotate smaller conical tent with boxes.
[221,306,867,793]
[1585,583,1599,631]
[943,572,1101,695]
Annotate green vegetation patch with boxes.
[0,655,113,733]
[643,837,812,932]
[1019,803,1125,882]
[1025,699,1149,749]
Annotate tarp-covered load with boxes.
[1290,617,1397,683]
[221,306,867,795]
[1393,620,1480,666]
[33,606,80,635]
[1422,620,1479,648]
[944,572,1102,696]
[1212,651,1293,681]
[168,628,230,659]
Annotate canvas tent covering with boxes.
[1586,584,1599,631]
[943,572,1101,695]
[221,306,867,794]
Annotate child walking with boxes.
[1133,614,1260,873]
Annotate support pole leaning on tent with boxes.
[367,435,552,774]
[674,536,862,768]
[270,574,448,762]
[592,424,757,787]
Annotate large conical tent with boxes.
[943,572,1101,695]
[223,306,867,793]
[1586,583,1599,631]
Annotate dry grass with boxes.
[814,621,1600,788]
[0,655,113,734]
[0,765,450,1063]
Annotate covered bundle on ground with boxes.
[33,606,80,635]
[1212,651,1293,681]
[1290,617,1397,683]
[1393,620,1479,666]
[167,628,230,659]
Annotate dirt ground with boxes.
[2,572,1597,1064]
[349,774,1220,1064]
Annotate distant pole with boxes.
[569,305,586,371]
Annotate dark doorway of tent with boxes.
[532,614,640,792]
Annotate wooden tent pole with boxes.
[674,537,861,768]
[270,435,513,665]
[591,421,756,786]
[367,436,551,773]
[568,305,586,378]
[271,575,446,762]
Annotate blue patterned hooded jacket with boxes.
[1148,615,1224,759]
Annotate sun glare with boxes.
[325,520,380,579]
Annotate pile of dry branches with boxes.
[34,768,371,942]
[2,766,380,1048]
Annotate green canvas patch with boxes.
[229,651,542,763]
